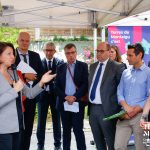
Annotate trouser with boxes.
[115,113,147,150]
[61,103,86,150]
[22,99,36,150]
[89,104,117,150]
[37,91,61,148]
[0,132,22,150]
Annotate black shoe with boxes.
[54,146,62,150]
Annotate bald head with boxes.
[17,32,30,53]
[97,42,110,51]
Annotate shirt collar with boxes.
[131,63,146,71]
[46,57,54,63]
[67,60,76,66]
[17,48,29,55]
[98,58,109,66]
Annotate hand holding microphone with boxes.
[11,64,24,92]
[13,79,24,92]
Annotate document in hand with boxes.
[17,61,37,74]
[17,61,37,86]
[64,101,79,113]
[103,110,127,121]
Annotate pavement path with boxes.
[30,119,148,150]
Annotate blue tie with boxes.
[90,63,103,101]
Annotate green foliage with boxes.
[53,35,90,42]
[0,27,20,47]
[90,51,94,57]
[66,36,79,41]
[79,35,89,41]
[53,35,65,42]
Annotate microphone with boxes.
[11,64,19,82]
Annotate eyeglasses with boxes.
[44,49,55,52]
[96,49,109,54]
[65,51,76,55]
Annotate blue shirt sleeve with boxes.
[117,70,125,104]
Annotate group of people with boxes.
[0,31,150,150]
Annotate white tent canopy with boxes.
[107,10,150,26]
[0,0,150,28]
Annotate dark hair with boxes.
[110,45,122,62]
[64,43,76,50]
[128,43,144,59]
[0,42,15,56]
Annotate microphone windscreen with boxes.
[11,64,17,70]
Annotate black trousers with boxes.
[0,132,22,150]
[37,91,61,148]
[22,98,36,150]
[61,103,86,150]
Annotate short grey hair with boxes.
[43,42,56,50]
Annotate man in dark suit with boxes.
[55,43,88,150]
[15,32,43,150]
[36,42,63,150]
[88,42,125,150]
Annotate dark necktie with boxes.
[48,60,52,70]
[90,63,103,101]
[21,54,27,63]
[21,54,30,87]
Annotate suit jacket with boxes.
[42,57,63,92]
[55,60,88,109]
[15,49,44,86]
[0,72,44,134]
[88,59,125,116]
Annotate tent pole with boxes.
[101,26,106,42]
[93,28,97,62]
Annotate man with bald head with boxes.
[88,42,125,150]
[15,32,43,150]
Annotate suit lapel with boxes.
[74,61,78,82]
[28,51,32,66]
[15,48,21,66]
[52,58,57,73]
[43,58,48,72]
[101,59,112,87]
[89,62,99,86]
[63,64,67,89]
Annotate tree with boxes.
[0,27,20,46]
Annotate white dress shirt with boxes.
[89,59,109,104]
[17,49,29,64]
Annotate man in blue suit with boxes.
[55,43,88,150]
[15,32,44,150]
[37,42,63,150]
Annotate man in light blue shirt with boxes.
[115,43,150,150]
[55,43,88,150]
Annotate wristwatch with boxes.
[141,114,148,121]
